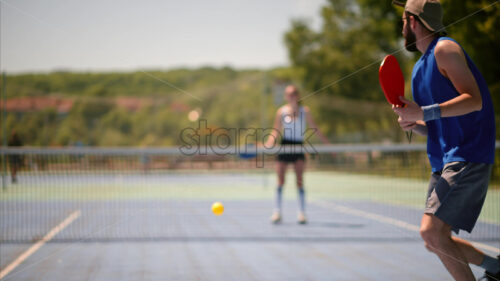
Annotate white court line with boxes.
[0,210,81,279]
[313,200,500,254]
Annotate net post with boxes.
[260,73,269,188]
[1,72,6,190]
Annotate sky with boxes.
[1,0,326,73]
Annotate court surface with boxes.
[1,171,499,281]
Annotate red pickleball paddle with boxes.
[379,55,405,107]
[379,55,412,142]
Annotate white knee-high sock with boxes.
[298,187,305,212]
[276,186,283,212]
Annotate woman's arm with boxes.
[265,108,283,147]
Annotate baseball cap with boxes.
[393,0,446,34]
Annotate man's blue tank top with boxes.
[411,37,495,172]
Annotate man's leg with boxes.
[10,164,17,183]
[452,236,484,265]
[420,214,475,281]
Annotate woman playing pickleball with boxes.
[265,85,329,224]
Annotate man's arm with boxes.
[393,40,483,122]
[398,118,428,136]
[434,39,482,116]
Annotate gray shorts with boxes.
[425,161,492,234]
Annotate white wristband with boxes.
[422,104,441,122]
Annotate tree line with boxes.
[2,0,498,147]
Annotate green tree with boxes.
[284,0,407,101]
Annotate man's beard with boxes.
[404,24,418,52]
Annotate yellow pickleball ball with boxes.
[211,202,224,216]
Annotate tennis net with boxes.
[1,144,499,245]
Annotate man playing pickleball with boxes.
[392,0,499,280]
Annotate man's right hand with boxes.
[398,116,416,131]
